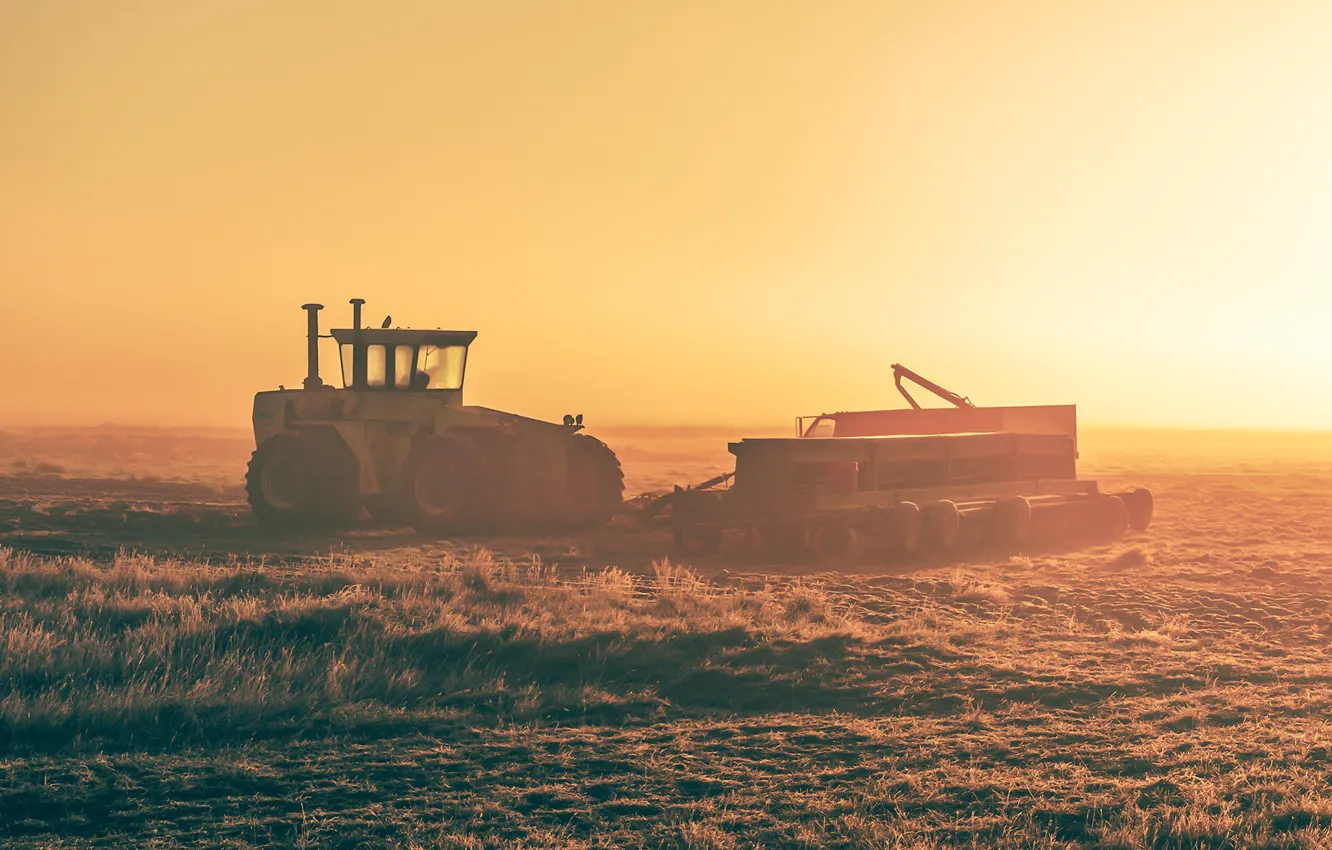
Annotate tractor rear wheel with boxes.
[246,434,360,527]
[404,434,492,532]
[568,434,624,523]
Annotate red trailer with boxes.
[662,366,1152,561]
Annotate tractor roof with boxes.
[330,329,478,347]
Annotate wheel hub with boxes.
[260,458,304,510]
[414,458,462,517]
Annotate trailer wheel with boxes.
[888,502,923,554]
[673,525,723,555]
[1100,495,1129,539]
[859,502,921,560]
[404,434,492,532]
[922,500,961,551]
[993,496,1032,545]
[813,518,861,563]
[1119,488,1154,532]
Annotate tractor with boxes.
[246,299,624,531]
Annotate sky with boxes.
[3,0,1332,430]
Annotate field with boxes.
[3,425,1332,847]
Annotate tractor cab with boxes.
[330,328,476,392]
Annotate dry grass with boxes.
[4,427,1332,846]
[6,538,1332,846]
[0,547,864,755]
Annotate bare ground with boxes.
[1,426,1332,847]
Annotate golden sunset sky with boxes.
[3,1,1331,429]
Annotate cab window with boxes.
[419,345,467,390]
[364,345,413,388]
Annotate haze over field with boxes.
[11,4,1332,845]
[3,1,1332,430]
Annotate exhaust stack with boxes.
[349,298,367,388]
[301,303,324,390]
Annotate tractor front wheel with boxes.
[246,434,358,527]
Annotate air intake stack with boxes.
[301,303,324,390]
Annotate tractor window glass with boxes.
[419,345,467,390]
[339,344,353,387]
[393,345,413,388]
[366,345,387,387]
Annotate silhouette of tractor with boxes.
[247,300,623,530]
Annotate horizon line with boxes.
[3,420,1332,437]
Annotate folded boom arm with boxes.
[891,363,975,410]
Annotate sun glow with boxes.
[3,1,1331,429]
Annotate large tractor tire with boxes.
[568,433,625,523]
[246,433,360,527]
[403,433,494,532]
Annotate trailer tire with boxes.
[1119,488,1154,532]
[673,525,723,555]
[889,501,923,554]
[813,518,861,562]
[1100,495,1129,539]
[859,502,921,560]
[922,500,961,551]
[994,496,1032,545]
